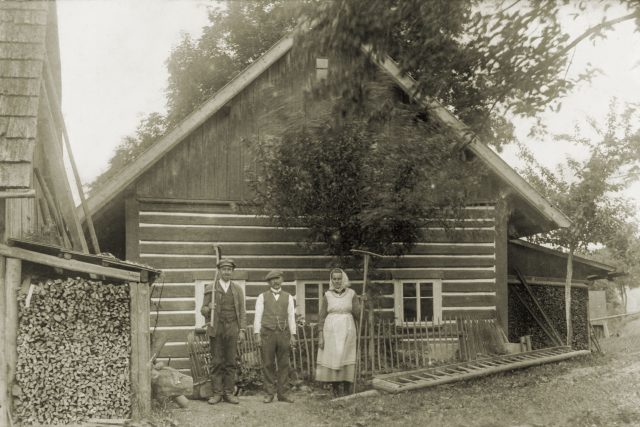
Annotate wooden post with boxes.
[130,282,151,419]
[4,257,20,423]
[495,198,509,334]
[0,256,7,427]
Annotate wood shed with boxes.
[0,238,160,425]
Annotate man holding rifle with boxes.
[200,258,247,405]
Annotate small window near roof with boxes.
[316,58,328,80]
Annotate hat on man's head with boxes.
[264,270,284,281]
[217,258,236,269]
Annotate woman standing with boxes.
[316,268,361,396]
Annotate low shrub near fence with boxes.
[15,277,131,425]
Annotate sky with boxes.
[56,1,640,209]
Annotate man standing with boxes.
[254,270,297,403]
[200,259,247,404]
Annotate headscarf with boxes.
[329,268,350,290]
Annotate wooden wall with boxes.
[132,198,498,372]
[125,49,518,371]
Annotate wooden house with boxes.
[82,33,616,372]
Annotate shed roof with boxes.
[82,33,571,235]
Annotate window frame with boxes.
[394,279,443,325]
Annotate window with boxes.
[298,282,329,323]
[396,280,442,324]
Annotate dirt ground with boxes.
[167,318,640,427]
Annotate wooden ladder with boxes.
[372,346,590,393]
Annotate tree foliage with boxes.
[518,101,640,341]
[249,91,484,259]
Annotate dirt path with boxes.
[170,389,333,427]
[169,319,640,426]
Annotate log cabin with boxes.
[80,32,616,372]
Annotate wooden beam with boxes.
[364,47,572,231]
[0,189,35,199]
[0,244,140,282]
[43,57,101,255]
[4,257,20,422]
[83,34,295,221]
[39,87,89,253]
[125,196,140,263]
[494,197,509,333]
[130,281,151,419]
[0,256,7,427]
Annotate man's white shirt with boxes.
[253,290,296,335]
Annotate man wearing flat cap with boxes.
[254,269,297,403]
[200,258,247,404]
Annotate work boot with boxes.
[277,394,294,403]
[207,394,222,405]
[263,394,275,404]
[223,394,239,404]
[331,382,342,398]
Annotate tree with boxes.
[89,1,298,194]
[518,101,640,344]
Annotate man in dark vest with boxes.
[254,270,297,403]
[199,258,247,404]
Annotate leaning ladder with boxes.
[372,346,590,393]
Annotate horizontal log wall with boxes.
[138,201,497,371]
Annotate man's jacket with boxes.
[200,280,247,337]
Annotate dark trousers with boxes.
[261,329,290,397]
[209,318,238,395]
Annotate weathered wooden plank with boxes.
[151,329,193,343]
[139,241,495,257]
[442,281,496,292]
[244,283,296,297]
[441,309,496,319]
[158,343,190,359]
[150,312,195,327]
[130,281,152,419]
[5,257,21,419]
[442,294,496,307]
[140,241,323,256]
[0,243,141,281]
[6,116,37,137]
[0,77,40,94]
[141,254,495,270]
[0,138,34,161]
[139,225,494,244]
[393,269,494,280]
[0,59,42,78]
[0,8,48,25]
[0,256,7,427]
[0,161,30,187]
[0,95,39,117]
[150,283,195,298]
[0,42,45,60]
[0,23,47,44]
[151,299,195,312]
[0,2,49,11]
[139,212,279,227]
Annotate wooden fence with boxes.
[188,315,507,385]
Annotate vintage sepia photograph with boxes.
[0,1,639,426]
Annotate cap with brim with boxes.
[264,270,284,281]
[217,259,236,269]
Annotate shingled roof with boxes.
[0,1,52,189]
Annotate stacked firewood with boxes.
[14,278,131,425]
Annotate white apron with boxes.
[317,289,357,369]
